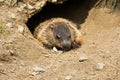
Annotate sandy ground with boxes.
[0,0,120,80]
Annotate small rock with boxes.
[27,4,34,10]
[52,47,63,53]
[65,75,72,80]
[79,56,88,62]
[53,47,58,52]
[6,22,13,28]
[18,25,24,33]
[11,13,16,19]
[79,51,88,62]
[95,63,104,70]
[44,54,50,58]
[33,66,45,72]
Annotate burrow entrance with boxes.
[26,0,98,34]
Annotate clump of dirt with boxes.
[0,0,120,80]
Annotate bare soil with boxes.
[0,0,120,80]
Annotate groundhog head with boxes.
[34,18,83,51]
[48,22,72,51]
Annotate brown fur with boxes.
[34,18,83,50]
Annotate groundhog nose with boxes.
[62,40,71,51]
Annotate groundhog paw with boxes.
[76,36,83,45]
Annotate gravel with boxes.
[52,47,63,53]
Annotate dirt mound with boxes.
[0,0,120,80]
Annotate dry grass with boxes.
[95,0,120,9]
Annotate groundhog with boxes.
[34,18,83,51]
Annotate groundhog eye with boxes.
[56,35,61,40]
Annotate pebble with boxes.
[65,75,72,80]
[53,47,58,52]
[33,66,45,72]
[79,56,88,62]
[95,63,104,70]
[44,54,50,58]
[18,25,24,33]
[6,22,13,28]
[79,51,88,62]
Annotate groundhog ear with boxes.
[49,24,55,30]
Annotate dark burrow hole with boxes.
[26,0,98,51]
[26,0,98,34]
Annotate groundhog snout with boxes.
[61,40,71,51]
